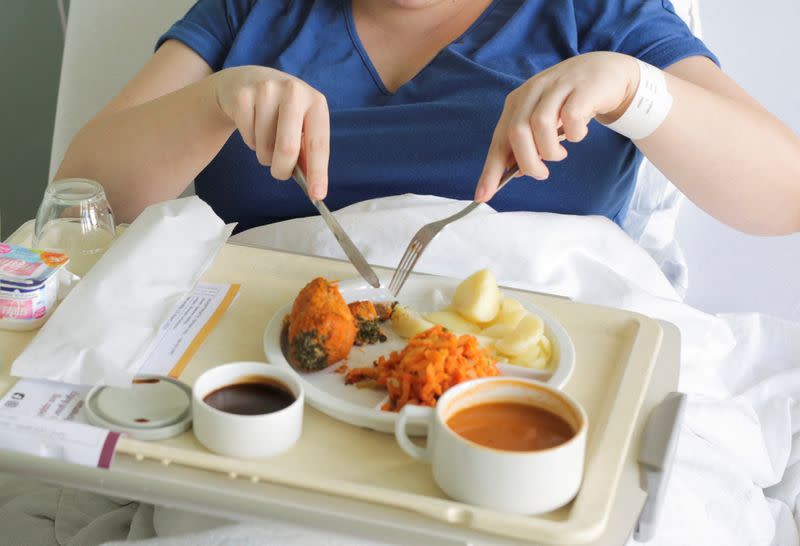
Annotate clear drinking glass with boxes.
[33,179,116,276]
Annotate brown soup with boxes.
[446,402,575,452]
[203,375,295,416]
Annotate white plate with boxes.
[263,277,575,434]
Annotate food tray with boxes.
[100,243,665,544]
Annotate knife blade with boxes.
[292,166,381,289]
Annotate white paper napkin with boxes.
[11,197,233,387]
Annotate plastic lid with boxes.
[84,375,192,440]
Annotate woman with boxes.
[56,0,800,235]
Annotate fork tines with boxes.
[388,238,424,297]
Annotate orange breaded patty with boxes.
[286,278,357,371]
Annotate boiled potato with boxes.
[424,310,481,335]
[539,333,552,359]
[499,298,524,315]
[451,269,501,323]
[510,343,541,367]
[480,323,514,339]
[484,342,504,361]
[491,308,527,329]
[510,345,549,370]
[392,305,434,339]
[481,298,526,328]
[494,313,544,356]
[473,334,496,348]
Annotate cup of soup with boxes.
[394,377,587,514]
[192,362,304,458]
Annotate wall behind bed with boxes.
[0,2,64,239]
[675,0,800,321]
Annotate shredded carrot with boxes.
[334,364,349,374]
[344,325,499,412]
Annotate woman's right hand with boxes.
[213,66,330,199]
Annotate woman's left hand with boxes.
[475,52,640,201]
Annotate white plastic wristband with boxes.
[604,59,673,141]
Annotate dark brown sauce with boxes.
[133,378,160,384]
[446,402,575,452]
[203,375,295,416]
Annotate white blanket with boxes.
[108,195,799,545]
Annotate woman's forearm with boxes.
[476,54,800,235]
[638,68,800,235]
[55,73,235,223]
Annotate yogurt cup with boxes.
[0,244,69,331]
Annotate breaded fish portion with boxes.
[286,278,356,371]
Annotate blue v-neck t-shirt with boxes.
[158,0,717,233]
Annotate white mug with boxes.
[395,377,587,514]
[192,362,304,459]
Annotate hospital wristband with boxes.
[603,59,673,141]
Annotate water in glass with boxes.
[33,179,116,276]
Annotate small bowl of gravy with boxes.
[395,377,587,514]
[192,362,304,459]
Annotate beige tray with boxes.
[0,227,665,544]
[98,244,663,545]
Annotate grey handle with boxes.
[633,391,686,542]
[429,164,520,229]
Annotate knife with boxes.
[292,166,381,289]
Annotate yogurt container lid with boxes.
[84,375,193,441]
[0,244,69,286]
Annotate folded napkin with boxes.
[12,197,233,387]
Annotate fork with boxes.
[388,163,520,297]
